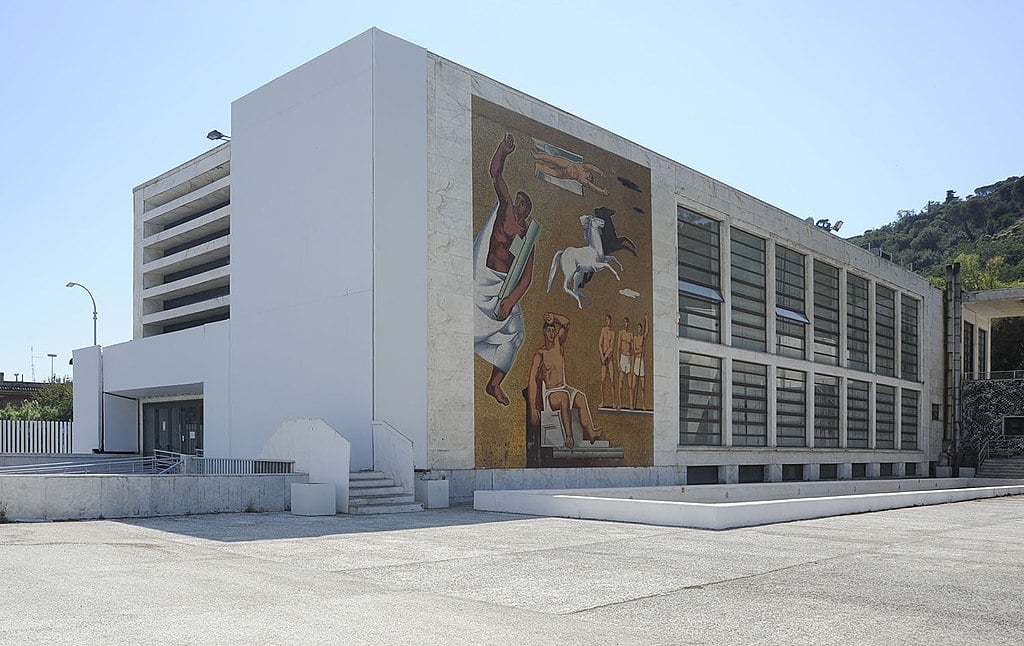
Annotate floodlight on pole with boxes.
[207,129,231,141]
[66,282,98,346]
[47,353,57,381]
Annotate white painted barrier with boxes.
[0,421,72,454]
[474,479,1024,529]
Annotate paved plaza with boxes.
[2,496,1022,645]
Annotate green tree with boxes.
[0,379,73,421]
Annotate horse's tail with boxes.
[547,250,563,293]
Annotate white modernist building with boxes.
[73,29,986,498]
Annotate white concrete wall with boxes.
[102,394,138,452]
[230,30,377,467]
[71,346,101,453]
[100,321,230,455]
[0,473,307,521]
[259,418,351,512]
[370,31,429,468]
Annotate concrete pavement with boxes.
[2,496,1022,645]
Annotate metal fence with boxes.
[0,420,72,454]
[965,371,1024,382]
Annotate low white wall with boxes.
[259,419,351,512]
[474,479,1024,530]
[372,420,414,494]
[0,473,308,521]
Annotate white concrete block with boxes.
[290,483,336,516]
[414,478,449,508]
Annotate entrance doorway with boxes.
[142,400,203,455]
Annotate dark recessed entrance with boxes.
[142,400,203,455]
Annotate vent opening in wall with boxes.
[782,464,803,481]
[738,464,765,483]
[1004,416,1024,436]
[686,465,719,485]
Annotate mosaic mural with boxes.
[962,379,1024,456]
[472,97,653,468]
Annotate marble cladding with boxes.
[422,52,944,473]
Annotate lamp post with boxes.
[47,353,57,381]
[66,282,98,346]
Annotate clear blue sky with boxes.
[1,0,1021,382]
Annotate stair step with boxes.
[347,485,405,496]
[349,494,416,506]
[349,502,423,514]
[350,478,397,489]
[349,471,388,481]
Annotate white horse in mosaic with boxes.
[546,214,622,309]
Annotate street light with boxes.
[47,353,57,381]
[66,282,98,346]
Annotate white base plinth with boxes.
[291,483,336,516]
[415,479,449,509]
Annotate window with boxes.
[814,375,840,448]
[678,208,723,342]
[847,274,870,371]
[730,228,767,351]
[1005,416,1024,436]
[900,295,919,381]
[813,261,840,365]
[901,389,919,450]
[978,328,988,378]
[876,384,896,449]
[732,361,768,446]
[776,368,807,447]
[964,322,975,377]
[875,285,896,376]
[776,246,808,359]
[847,380,870,448]
[679,352,722,445]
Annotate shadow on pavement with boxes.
[117,504,533,542]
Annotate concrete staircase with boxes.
[348,471,422,514]
[977,456,1024,479]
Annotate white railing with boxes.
[184,455,294,475]
[0,420,72,454]
[965,370,1024,382]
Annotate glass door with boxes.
[142,400,203,455]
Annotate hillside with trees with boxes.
[846,175,1024,370]
[847,175,1024,285]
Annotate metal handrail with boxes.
[0,451,294,476]
[976,435,1024,471]
[0,456,157,474]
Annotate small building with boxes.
[0,373,46,409]
[70,29,1012,496]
